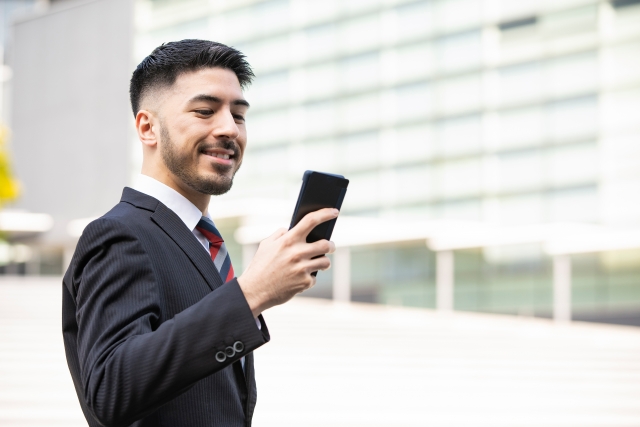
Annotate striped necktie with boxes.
[195,216,235,283]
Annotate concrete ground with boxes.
[2,277,640,427]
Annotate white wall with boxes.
[10,0,133,244]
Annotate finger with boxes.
[266,227,287,241]
[299,239,335,258]
[290,208,339,240]
[305,255,331,272]
[295,274,317,295]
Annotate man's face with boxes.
[155,67,249,196]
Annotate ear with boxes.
[136,109,158,148]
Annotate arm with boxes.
[70,218,268,426]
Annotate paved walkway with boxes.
[2,277,640,426]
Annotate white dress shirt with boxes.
[133,174,212,254]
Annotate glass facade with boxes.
[134,0,640,324]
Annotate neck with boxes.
[142,170,211,214]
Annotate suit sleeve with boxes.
[69,218,269,427]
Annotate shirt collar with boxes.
[132,174,208,231]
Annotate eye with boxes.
[233,115,246,123]
[194,109,214,116]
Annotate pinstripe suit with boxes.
[62,187,270,427]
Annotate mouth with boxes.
[201,148,235,166]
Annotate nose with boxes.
[212,108,239,140]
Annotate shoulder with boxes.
[82,202,149,243]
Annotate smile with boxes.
[201,149,234,166]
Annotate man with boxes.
[62,39,338,427]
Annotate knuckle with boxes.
[281,235,294,247]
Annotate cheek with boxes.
[235,137,247,157]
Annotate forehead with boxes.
[170,67,244,101]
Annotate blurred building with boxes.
[5,0,640,326]
[132,0,640,325]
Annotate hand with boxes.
[237,208,339,317]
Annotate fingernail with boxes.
[333,209,339,216]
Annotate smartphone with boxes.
[289,170,349,275]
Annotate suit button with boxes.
[233,341,244,353]
[225,346,236,357]
[215,351,227,363]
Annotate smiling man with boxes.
[62,39,338,427]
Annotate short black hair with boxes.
[129,39,254,118]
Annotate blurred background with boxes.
[2,0,640,425]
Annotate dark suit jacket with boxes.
[62,187,270,427]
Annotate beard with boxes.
[159,123,241,196]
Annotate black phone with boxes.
[289,170,349,276]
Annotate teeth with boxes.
[209,153,230,160]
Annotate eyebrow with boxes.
[188,94,250,108]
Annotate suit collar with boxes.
[121,187,160,211]
[152,203,224,292]
[132,174,204,232]
[121,187,224,292]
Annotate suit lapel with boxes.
[150,203,224,292]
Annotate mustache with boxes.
[198,140,239,157]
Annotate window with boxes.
[497,107,545,149]
[290,0,340,26]
[339,93,380,132]
[340,14,381,54]
[240,35,290,73]
[343,0,381,14]
[290,63,338,102]
[497,0,539,22]
[396,1,433,42]
[547,187,598,222]
[244,145,289,178]
[302,23,338,61]
[395,83,433,123]
[497,62,543,106]
[545,52,598,98]
[249,109,290,146]
[539,5,597,36]
[300,139,339,173]
[393,124,434,164]
[301,101,337,139]
[546,143,598,187]
[253,0,290,36]
[611,0,640,9]
[246,71,289,108]
[499,17,537,32]
[434,114,482,158]
[343,171,380,210]
[395,165,431,203]
[547,96,598,142]
[433,159,483,198]
[433,30,482,74]
[340,53,380,93]
[343,132,379,172]
[434,200,482,220]
[395,43,433,83]
[433,0,482,32]
[496,150,543,193]
[434,75,482,115]
[498,195,544,224]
